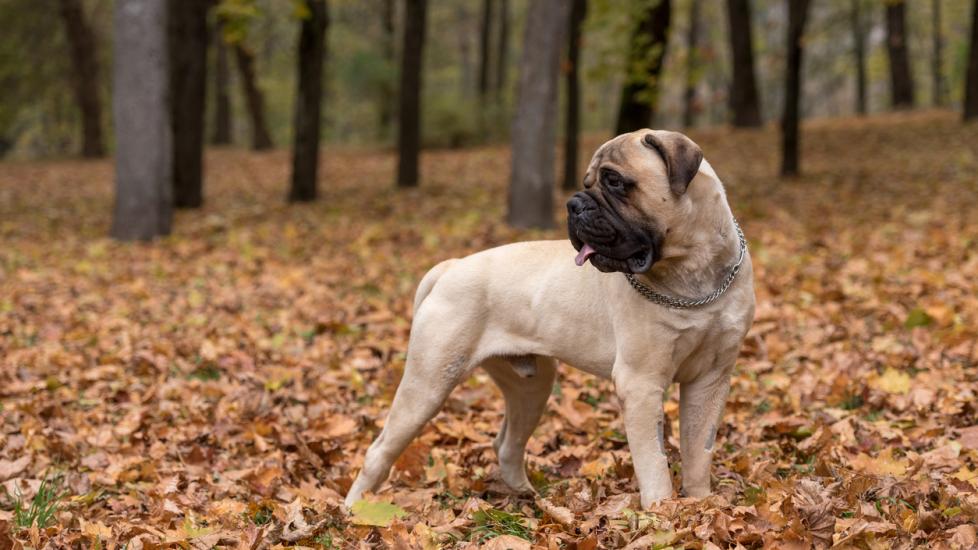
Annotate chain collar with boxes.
[624,218,747,309]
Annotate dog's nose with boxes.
[567,194,589,216]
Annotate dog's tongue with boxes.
[574,244,596,266]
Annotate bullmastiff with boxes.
[345,130,755,509]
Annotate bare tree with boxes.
[478,0,493,98]
[111,0,171,240]
[683,0,701,128]
[495,0,510,96]
[931,0,947,107]
[727,0,762,127]
[289,0,329,202]
[508,0,570,228]
[966,0,978,121]
[851,0,868,115]
[212,21,232,145]
[169,0,210,209]
[397,0,427,188]
[615,0,672,134]
[563,0,587,191]
[58,0,105,158]
[378,0,395,137]
[234,43,274,150]
[781,0,811,177]
[885,0,915,109]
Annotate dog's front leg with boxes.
[613,362,673,508]
[679,352,737,498]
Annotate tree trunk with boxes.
[563,0,587,191]
[289,0,329,203]
[169,0,210,209]
[781,0,811,178]
[212,21,232,145]
[507,0,570,228]
[851,0,867,115]
[234,43,274,150]
[111,0,172,240]
[683,0,700,128]
[931,0,946,107]
[478,0,493,97]
[457,5,474,97]
[885,0,915,109]
[966,0,978,120]
[615,0,671,134]
[378,0,395,138]
[58,0,105,158]
[726,0,762,127]
[397,0,427,188]
[495,0,510,96]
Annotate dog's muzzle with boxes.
[566,192,660,274]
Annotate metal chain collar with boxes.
[624,218,747,309]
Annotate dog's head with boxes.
[567,130,703,273]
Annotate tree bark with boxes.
[683,0,701,128]
[851,0,867,115]
[111,0,172,240]
[508,0,570,228]
[726,0,763,127]
[966,0,978,120]
[58,0,105,158]
[212,21,232,145]
[234,43,274,150]
[169,0,210,209]
[289,0,329,203]
[563,0,587,191]
[495,0,510,96]
[781,0,811,178]
[378,0,395,138]
[885,0,915,109]
[615,0,671,134]
[397,0,427,188]
[457,5,474,97]
[478,0,493,97]
[931,0,946,107]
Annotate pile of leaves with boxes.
[1,112,977,548]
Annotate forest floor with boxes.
[2,111,978,549]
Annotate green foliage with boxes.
[12,474,66,529]
[469,508,532,543]
[215,0,261,45]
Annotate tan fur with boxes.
[345,130,756,509]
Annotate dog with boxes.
[344,130,755,509]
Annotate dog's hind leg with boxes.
[484,355,557,493]
[344,302,476,508]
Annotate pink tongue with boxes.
[574,244,596,266]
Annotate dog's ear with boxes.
[642,131,704,195]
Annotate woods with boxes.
[4,1,978,547]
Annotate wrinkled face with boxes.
[566,130,704,274]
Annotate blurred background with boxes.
[0,0,974,158]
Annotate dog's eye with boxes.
[602,170,624,190]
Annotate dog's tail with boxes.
[413,259,457,315]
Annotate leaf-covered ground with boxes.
[2,112,978,549]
